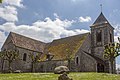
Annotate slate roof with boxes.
[9,32,46,52]
[44,33,90,60]
[91,12,114,29]
[93,12,108,25]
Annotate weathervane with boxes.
[100,4,102,12]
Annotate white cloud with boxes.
[116,64,120,69]
[114,36,119,42]
[0,0,24,22]
[53,13,59,18]
[0,0,24,48]
[0,16,89,47]
[3,0,24,8]
[0,0,89,49]
[114,25,120,36]
[0,31,6,49]
[0,6,18,22]
[79,16,91,22]
[114,24,120,42]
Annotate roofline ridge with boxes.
[74,33,90,56]
[10,31,46,44]
[53,32,90,41]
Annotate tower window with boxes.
[110,33,112,42]
[23,53,27,61]
[96,31,102,42]
[76,57,79,65]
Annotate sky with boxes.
[0,0,120,68]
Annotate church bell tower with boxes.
[90,12,115,73]
[90,12,114,59]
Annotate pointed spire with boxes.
[91,4,109,26]
[92,12,108,25]
[90,5,114,30]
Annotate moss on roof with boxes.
[44,33,89,60]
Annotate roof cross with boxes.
[100,4,102,12]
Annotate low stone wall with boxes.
[35,60,68,72]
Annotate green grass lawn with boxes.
[0,72,120,80]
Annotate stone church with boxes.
[0,12,116,73]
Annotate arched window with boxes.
[23,53,27,61]
[76,57,79,65]
[110,33,112,42]
[96,31,102,42]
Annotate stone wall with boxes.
[80,51,97,72]
[14,47,33,72]
[80,34,96,72]
[35,60,68,72]
[73,34,97,72]
[1,45,42,72]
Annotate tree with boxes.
[0,49,19,73]
[29,53,41,72]
[65,48,73,70]
[0,0,2,3]
[0,50,6,72]
[104,43,120,74]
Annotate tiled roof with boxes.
[10,32,46,52]
[45,33,90,60]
